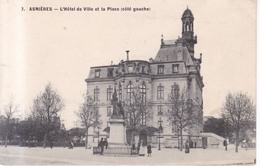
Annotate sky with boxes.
[0,0,256,129]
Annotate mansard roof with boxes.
[154,39,194,65]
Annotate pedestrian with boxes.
[50,140,53,149]
[185,140,190,153]
[147,144,152,157]
[132,140,136,150]
[139,140,146,156]
[68,141,74,149]
[190,140,193,148]
[99,138,104,155]
[223,139,227,151]
[104,138,108,149]
[137,141,141,152]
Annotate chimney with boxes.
[126,50,129,61]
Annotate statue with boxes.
[111,89,125,119]
[118,101,125,119]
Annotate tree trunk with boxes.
[180,130,183,151]
[235,130,239,153]
[85,129,89,149]
[130,131,134,147]
[4,133,8,148]
[43,132,48,148]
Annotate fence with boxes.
[93,146,138,156]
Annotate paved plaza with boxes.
[0,145,256,165]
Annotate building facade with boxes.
[85,8,204,147]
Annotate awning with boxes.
[103,127,110,133]
[139,126,160,135]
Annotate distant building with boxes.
[85,8,204,147]
[203,116,215,122]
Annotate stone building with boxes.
[85,8,204,148]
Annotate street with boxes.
[0,144,255,165]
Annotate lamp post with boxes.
[158,118,163,151]
[97,125,100,143]
[177,128,180,150]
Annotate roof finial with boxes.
[187,5,189,9]
[126,50,129,61]
[161,34,164,46]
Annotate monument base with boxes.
[108,118,127,145]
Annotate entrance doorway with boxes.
[139,130,148,146]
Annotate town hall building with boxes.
[85,8,205,148]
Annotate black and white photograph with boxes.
[0,0,257,165]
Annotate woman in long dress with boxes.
[139,140,146,156]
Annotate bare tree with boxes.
[165,87,196,151]
[75,94,101,149]
[32,83,64,148]
[0,101,19,147]
[221,92,256,152]
[124,89,152,145]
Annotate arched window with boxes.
[185,21,190,31]
[127,83,134,101]
[139,84,146,103]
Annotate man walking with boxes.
[223,139,228,151]
[98,138,104,155]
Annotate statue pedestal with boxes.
[109,118,127,146]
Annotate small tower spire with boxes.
[181,8,197,56]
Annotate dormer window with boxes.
[141,66,145,74]
[128,66,134,73]
[172,64,179,73]
[95,69,100,78]
[158,65,164,74]
[107,68,114,77]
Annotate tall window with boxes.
[127,83,134,101]
[172,83,180,95]
[107,106,112,117]
[95,69,100,78]
[94,87,100,101]
[158,65,164,74]
[172,64,179,73]
[94,106,99,117]
[119,83,122,100]
[140,84,146,103]
[158,105,163,115]
[107,86,113,101]
[172,122,177,133]
[157,84,164,99]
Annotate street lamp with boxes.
[158,121,163,151]
[97,125,100,143]
[177,128,180,150]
